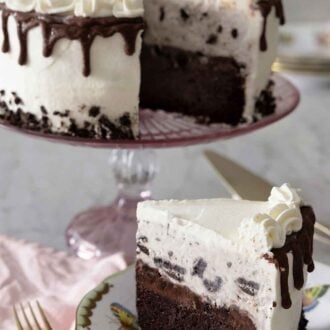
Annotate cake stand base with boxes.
[66,199,139,262]
[66,149,158,261]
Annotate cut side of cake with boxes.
[140,0,285,125]
[136,184,315,330]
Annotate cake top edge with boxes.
[138,183,302,210]
[0,0,284,20]
[137,184,305,252]
[0,0,144,18]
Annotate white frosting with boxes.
[239,184,303,251]
[269,204,302,235]
[137,184,307,330]
[1,0,144,18]
[5,0,37,12]
[269,183,302,207]
[0,15,141,137]
[143,0,280,119]
[239,213,284,251]
[112,0,144,18]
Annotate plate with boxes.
[76,262,330,330]
[0,74,299,149]
[275,22,330,74]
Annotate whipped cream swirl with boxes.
[1,0,144,18]
[269,183,302,207]
[239,184,303,252]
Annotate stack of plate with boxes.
[274,22,330,74]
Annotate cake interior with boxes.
[140,0,282,125]
[136,261,308,330]
[136,197,315,330]
[140,44,246,125]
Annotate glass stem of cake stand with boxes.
[66,148,158,262]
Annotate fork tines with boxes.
[13,301,52,330]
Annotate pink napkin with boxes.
[0,235,127,329]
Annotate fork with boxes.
[13,301,52,330]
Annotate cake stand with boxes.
[0,74,299,262]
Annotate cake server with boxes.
[204,150,272,201]
[204,149,330,245]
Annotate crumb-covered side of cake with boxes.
[136,184,315,330]
[0,0,144,139]
[141,0,285,125]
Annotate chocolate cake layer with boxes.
[136,261,308,330]
[140,44,246,125]
[136,261,256,330]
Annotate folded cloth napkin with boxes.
[0,235,127,330]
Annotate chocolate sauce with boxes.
[16,18,39,65]
[1,10,10,53]
[265,206,315,309]
[257,0,285,51]
[0,4,144,76]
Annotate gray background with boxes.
[286,0,330,22]
[0,4,329,264]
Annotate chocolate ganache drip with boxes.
[257,0,285,51]
[0,4,144,76]
[264,206,315,309]
[2,10,10,53]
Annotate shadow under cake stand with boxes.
[0,74,300,262]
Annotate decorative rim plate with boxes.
[76,266,137,330]
[275,22,330,74]
[76,262,330,330]
[0,74,299,149]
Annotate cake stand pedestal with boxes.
[0,74,300,262]
[66,149,158,261]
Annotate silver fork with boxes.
[13,301,52,330]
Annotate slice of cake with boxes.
[140,0,285,124]
[136,184,315,329]
[0,0,144,139]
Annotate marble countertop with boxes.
[0,72,329,265]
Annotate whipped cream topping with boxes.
[269,183,302,207]
[1,0,144,18]
[239,184,303,251]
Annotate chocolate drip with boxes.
[80,35,93,77]
[273,251,291,308]
[258,2,272,52]
[291,242,304,290]
[0,4,144,76]
[257,0,285,51]
[119,24,142,56]
[1,10,10,52]
[16,18,39,65]
[265,206,316,309]
[40,21,52,57]
[274,0,285,25]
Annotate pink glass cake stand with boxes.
[0,74,299,262]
